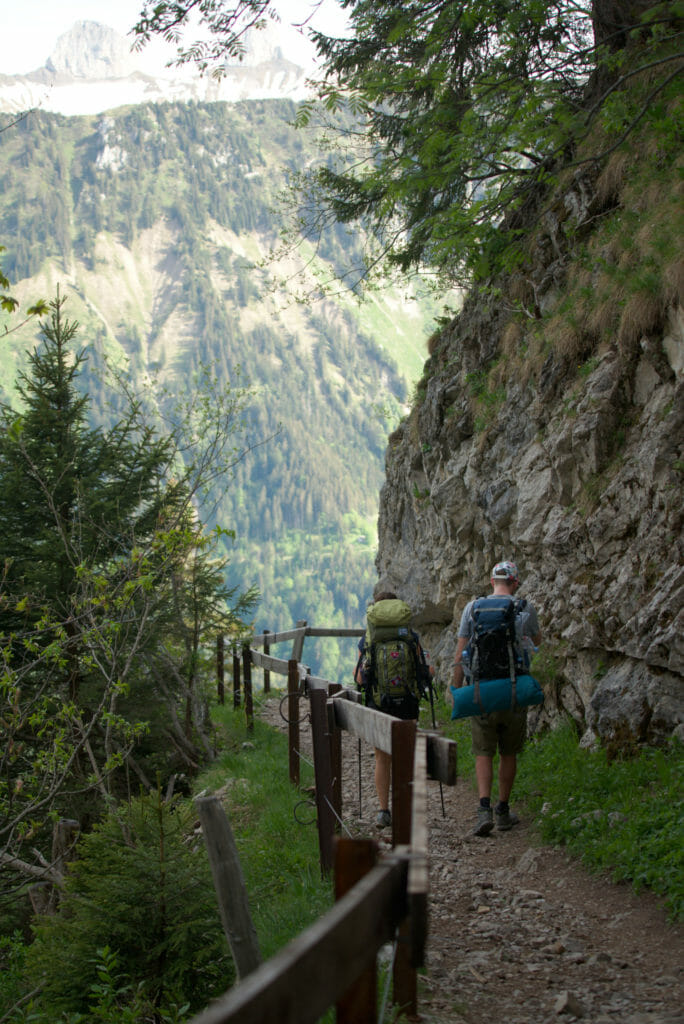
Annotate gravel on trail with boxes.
[259,696,683,1024]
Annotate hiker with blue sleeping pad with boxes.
[448,561,542,837]
[354,588,433,830]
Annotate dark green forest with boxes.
[0,99,439,679]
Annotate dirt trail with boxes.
[259,697,684,1024]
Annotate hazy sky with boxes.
[2,0,347,75]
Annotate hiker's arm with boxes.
[451,637,469,689]
[354,645,365,687]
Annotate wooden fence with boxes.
[191,622,457,1024]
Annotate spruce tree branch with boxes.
[584,48,684,121]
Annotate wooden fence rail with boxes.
[189,845,409,1024]
[195,622,457,1024]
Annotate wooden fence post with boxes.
[217,635,225,705]
[391,718,418,1017]
[291,619,307,663]
[263,629,271,694]
[232,647,241,709]
[310,688,336,875]
[328,684,342,828]
[242,643,253,732]
[391,719,416,848]
[335,838,379,1024]
[196,796,261,980]
[288,659,300,787]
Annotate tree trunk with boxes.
[592,0,657,51]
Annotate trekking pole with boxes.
[358,738,362,817]
[427,677,446,818]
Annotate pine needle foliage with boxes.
[24,791,233,1020]
[302,0,683,287]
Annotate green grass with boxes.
[203,700,334,960]
[0,698,335,1024]
[514,721,684,921]
[438,694,683,922]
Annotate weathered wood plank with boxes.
[304,628,366,638]
[187,856,409,1024]
[328,685,343,831]
[288,660,300,787]
[248,649,290,675]
[310,689,336,874]
[425,730,458,786]
[391,719,417,848]
[251,627,365,645]
[242,645,253,732]
[262,629,271,694]
[331,698,396,753]
[333,688,363,704]
[196,797,261,981]
[330,701,457,784]
[304,673,336,690]
[291,620,307,663]
[408,734,429,968]
[335,839,378,1024]
[409,735,429,896]
[391,722,418,1013]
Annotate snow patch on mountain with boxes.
[0,20,316,116]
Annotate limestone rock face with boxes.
[376,206,683,747]
[46,22,138,80]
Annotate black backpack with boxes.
[471,596,525,683]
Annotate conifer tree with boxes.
[0,297,256,896]
[302,0,681,285]
[132,0,682,287]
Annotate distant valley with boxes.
[0,27,450,678]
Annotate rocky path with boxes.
[259,697,683,1024]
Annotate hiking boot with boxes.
[495,807,520,831]
[472,805,494,836]
[376,809,392,829]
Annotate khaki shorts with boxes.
[470,708,527,757]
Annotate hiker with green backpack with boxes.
[354,589,432,829]
[449,561,542,837]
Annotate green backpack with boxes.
[361,599,425,712]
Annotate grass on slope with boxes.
[514,721,683,922]
[202,699,334,960]
[437,699,683,921]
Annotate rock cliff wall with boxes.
[376,159,683,750]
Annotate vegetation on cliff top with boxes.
[134,1,682,290]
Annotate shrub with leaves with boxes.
[24,790,233,1019]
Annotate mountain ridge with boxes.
[0,20,316,116]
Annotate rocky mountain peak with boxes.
[0,19,314,115]
[45,21,138,80]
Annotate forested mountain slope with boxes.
[0,100,442,678]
